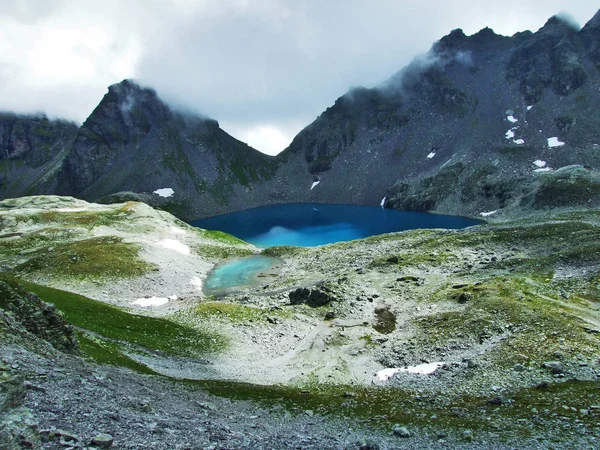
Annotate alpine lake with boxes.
[191,203,482,295]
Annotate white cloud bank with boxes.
[0,0,597,155]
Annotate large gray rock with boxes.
[91,432,114,448]
[289,283,340,307]
[0,371,40,450]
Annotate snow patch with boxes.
[158,239,190,255]
[533,160,547,168]
[153,188,175,198]
[534,167,553,173]
[513,139,525,145]
[310,180,320,190]
[170,226,186,234]
[507,115,518,123]
[480,210,498,217]
[380,197,386,208]
[377,368,401,381]
[377,362,445,381]
[505,128,516,139]
[132,297,169,307]
[527,105,533,111]
[191,277,203,291]
[547,137,565,148]
[427,152,436,159]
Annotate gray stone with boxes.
[0,407,41,450]
[91,433,114,448]
[392,425,410,438]
[463,430,474,442]
[542,361,565,375]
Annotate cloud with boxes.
[0,0,598,153]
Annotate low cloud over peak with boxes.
[1,0,597,154]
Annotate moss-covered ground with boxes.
[11,236,154,280]
[0,275,228,366]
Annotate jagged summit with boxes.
[434,26,511,54]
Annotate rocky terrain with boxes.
[2,11,600,221]
[1,8,600,450]
[1,195,599,448]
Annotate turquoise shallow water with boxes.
[203,256,281,295]
[191,203,482,248]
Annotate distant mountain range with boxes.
[2,9,600,220]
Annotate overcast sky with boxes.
[1,0,597,155]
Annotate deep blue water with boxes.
[191,203,481,248]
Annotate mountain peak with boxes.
[540,14,580,34]
[434,26,510,55]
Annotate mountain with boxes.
[0,113,78,198]
[55,79,282,219]
[277,11,600,217]
[1,10,600,220]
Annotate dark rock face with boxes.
[0,114,78,199]
[506,16,587,103]
[0,113,77,164]
[274,9,600,218]
[0,280,78,354]
[55,80,281,219]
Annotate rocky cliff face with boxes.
[0,114,78,199]
[1,11,600,220]
[278,12,600,218]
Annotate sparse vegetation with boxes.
[12,236,154,279]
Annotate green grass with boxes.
[195,244,254,260]
[1,275,228,357]
[77,332,158,375]
[371,250,454,268]
[416,277,599,368]
[0,227,78,257]
[193,378,600,441]
[261,246,305,257]
[11,204,133,228]
[12,236,154,279]
[192,302,292,324]
[198,229,248,245]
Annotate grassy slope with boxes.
[0,275,227,366]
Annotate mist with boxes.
[0,0,598,154]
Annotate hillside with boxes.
[1,195,600,448]
[0,113,78,198]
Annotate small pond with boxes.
[203,255,282,296]
[191,203,481,248]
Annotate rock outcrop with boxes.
[0,280,79,353]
